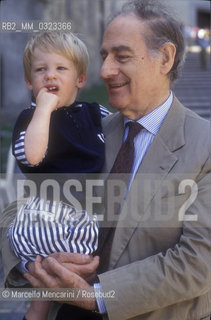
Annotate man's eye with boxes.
[117,55,130,62]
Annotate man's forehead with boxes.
[101,15,146,51]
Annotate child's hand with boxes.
[36,87,60,112]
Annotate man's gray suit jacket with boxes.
[98,95,211,320]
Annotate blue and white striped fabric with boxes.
[14,131,30,165]
[14,130,47,167]
[13,102,37,167]
[99,104,110,117]
[9,197,99,261]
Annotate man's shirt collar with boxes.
[124,91,173,135]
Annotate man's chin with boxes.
[109,99,126,111]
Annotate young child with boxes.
[8,31,109,320]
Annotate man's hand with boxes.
[27,253,99,285]
[43,252,99,283]
[25,255,98,310]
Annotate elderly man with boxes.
[1,1,211,320]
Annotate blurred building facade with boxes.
[0,0,210,118]
[162,0,210,28]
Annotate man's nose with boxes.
[100,57,119,79]
[45,69,57,80]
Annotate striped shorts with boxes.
[8,197,99,261]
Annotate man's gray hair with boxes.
[110,0,186,82]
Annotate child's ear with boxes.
[77,74,86,89]
[25,78,33,91]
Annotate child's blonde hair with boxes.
[23,31,89,81]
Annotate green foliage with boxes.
[78,83,115,113]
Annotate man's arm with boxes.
[98,155,211,319]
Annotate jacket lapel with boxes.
[102,112,125,175]
[96,113,125,223]
[108,96,187,269]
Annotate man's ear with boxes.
[160,42,176,75]
[25,78,33,91]
[77,74,87,89]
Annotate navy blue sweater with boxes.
[12,101,109,175]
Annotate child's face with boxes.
[26,48,86,107]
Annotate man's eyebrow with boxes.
[100,45,133,55]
